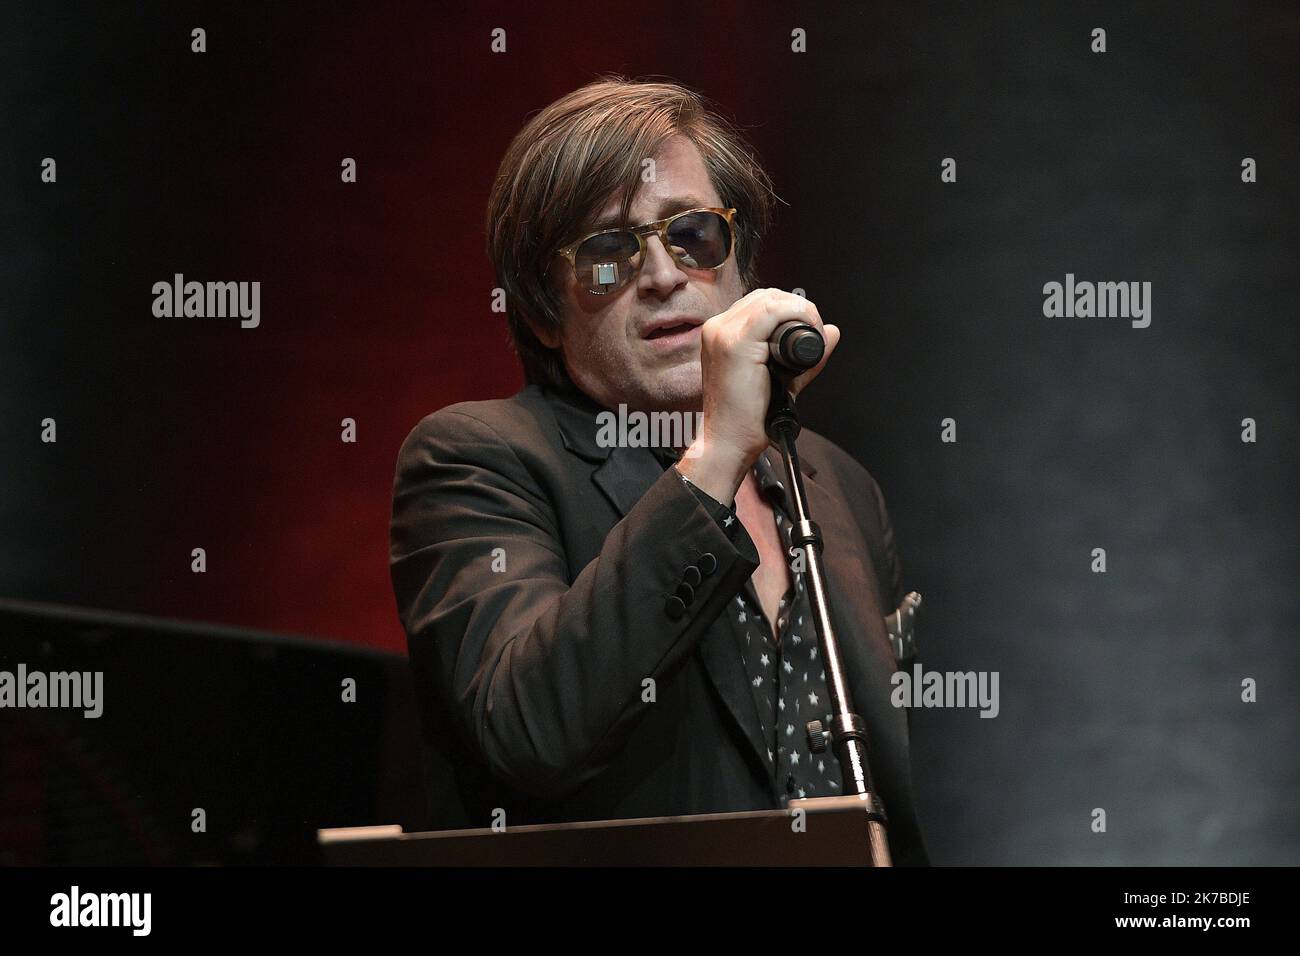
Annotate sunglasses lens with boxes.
[569,211,734,294]
[575,230,641,293]
[665,211,732,269]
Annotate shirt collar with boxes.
[753,448,792,517]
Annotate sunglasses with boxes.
[556,206,737,295]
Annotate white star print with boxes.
[723,514,734,526]
[760,653,769,667]
[790,750,800,765]
[797,788,806,798]
[737,611,746,623]
[752,676,762,687]
[783,660,793,674]
[785,724,794,736]
[792,634,801,644]
[818,760,825,773]
[808,692,819,706]
[778,697,785,710]
[810,647,817,660]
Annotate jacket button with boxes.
[682,565,701,588]
[698,553,717,576]
[675,582,695,605]
[665,596,686,620]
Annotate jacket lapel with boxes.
[547,384,675,517]
[590,448,666,519]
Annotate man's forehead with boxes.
[586,137,720,230]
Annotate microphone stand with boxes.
[765,365,892,867]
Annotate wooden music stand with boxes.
[317,795,884,866]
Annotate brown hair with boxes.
[486,75,777,387]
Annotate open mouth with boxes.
[645,323,698,339]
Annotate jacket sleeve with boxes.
[389,408,760,802]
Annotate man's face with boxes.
[540,134,747,413]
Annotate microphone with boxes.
[768,320,825,371]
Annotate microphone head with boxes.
[788,329,825,368]
[770,321,825,370]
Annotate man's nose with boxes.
[636,233,688,296]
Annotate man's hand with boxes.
[676,288,840,506]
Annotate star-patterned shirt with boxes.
[666,447,843,807]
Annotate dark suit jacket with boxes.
[389,382,929,865]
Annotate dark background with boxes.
[1,1,1296,864]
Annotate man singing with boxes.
[389,76,929,865]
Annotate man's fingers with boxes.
[736,289,823,344]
